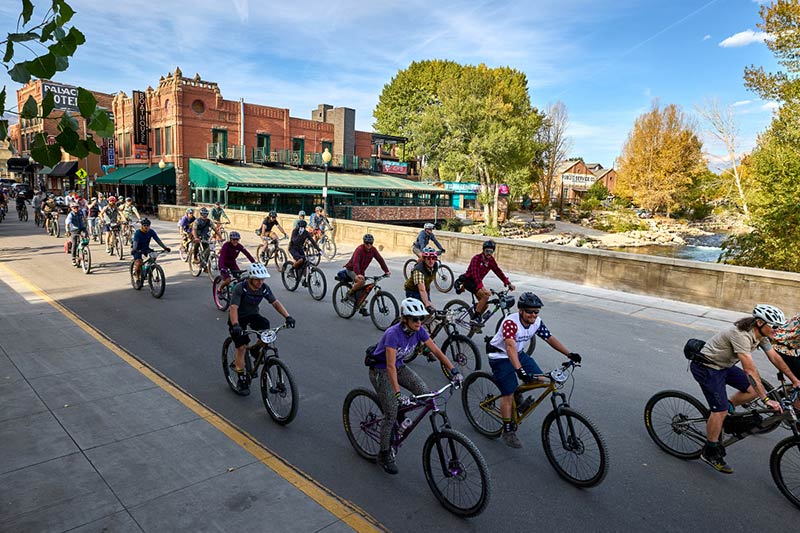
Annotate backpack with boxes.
[336,269,349,282]
[364,344,379,367]
[683,338,711,365]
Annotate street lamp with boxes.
[321,148,332,215]
[158,159,166,170]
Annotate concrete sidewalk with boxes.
[0,274,377,533]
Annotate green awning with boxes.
[228,186,352,196]
[95,166,147,184]
[37,166,53,175]
[121,164,175,186]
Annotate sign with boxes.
[382,161,408,175]
[134,145,148,159]
[76,168,88,186]
[443,182,480,194]
[41,81,79,113]
[46,135,56,145]
[322,186,328,198]
[107,137,116,167]
[132,90,148,146]
[498,184,509,195]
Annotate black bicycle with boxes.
[331,273,398,331]
[404,309,482,374]
[212,268,248,311]
[281,258,326,300]
[255,235,288,271]
[403,251,454,293]
[129,250,168,298]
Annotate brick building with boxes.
[553,159,617,204]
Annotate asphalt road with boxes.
[1,215,797,532]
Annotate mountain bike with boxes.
[74,234,91,275]
[17,203,28,221]
[215,220,230,241]
[221,324,298,425]
[281,258,326,300]
[404,309,482,373]
[121,220,137,247]
[255,235,288,270]
[88,216,102,243]
[46,211,60,237]
[343,381,491,517]
[331,273,398,331]
[403,251,454,293]
[130,250,168,298]
[189,238,216,278]
[212,268,248,311]
[462,360,608,487]
[107,223,124,259]
[317,230,336,261]
[303,239,322,266]
[34,207,43,227]
[644,375,800,510]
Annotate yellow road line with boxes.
[0,263,386,533]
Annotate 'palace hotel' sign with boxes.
[41,81,79,113]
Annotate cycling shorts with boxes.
[488,352,543,396]
[228,314,270,348]
[289,248,305,261]
[131,248,153,261]
[690,362,750,412]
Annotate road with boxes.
[1,215,797,532]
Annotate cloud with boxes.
[702,34,711,41]
[761,101,780,111]
[732,100,752,107]
[719,29,769,47]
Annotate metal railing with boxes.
[207,143,244,161]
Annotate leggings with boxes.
[369,365,429,452]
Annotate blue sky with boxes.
[1,0,780,169]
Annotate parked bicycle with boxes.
[404,309,482,373]
[331,273,398,331]
[403,251,454,293]
[281,259,327,300]
[644,375,800,510]
[255,235,288,270]
[129,250,168,298]
[462,360,608,487]
[221,324,298,425]
[343,381,492,517]
[212,268,248,311]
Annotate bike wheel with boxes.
[22,209,28,222]
[434,264,454,293]
[307,267,327,300]
[80,246,91,275]
[207,252,220,282]
[422,428,492,518]
[189,244,203,277]
[461,372,503,438]
[115,236,123,260]
[221,337,249,396]
[260,357,298,425]
[212,276,231,311]
[256,244,268,264]
[403,258,416,280]
[542,407,608,487]
[54,218,60,238]
[643,390,708,460]
[274,248,288,271]
[148,264,166,299]
[370,291,399,331]
[332,282,358,318]
[770,436,800,510]
[129,261,143,290]
[179,242,188,262]
[443,298,472,337]
[342,388,383,462]
[441,334,481,373]
[281,261,300,291]
[322,238,337,261]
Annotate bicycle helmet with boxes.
[199,207,209,216]
[297,220,307,228]
[125,197,132,202]
[298,210,306,216]
[424,222,435,230]
[401,297,428,317]
[108,196,117,203]
[483,240,497,251]
[518,292,543,309]
[422,246,438,258]
[753,304,786,327]
[315,206,322,212]
[247,262,270,279]
[363,233,374,244]
[214,201,221,206]
[229,231,241,240]
[268,210,277,218]
[140,218,151,226]
[186,208,194,214]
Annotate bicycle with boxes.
[46,211,60,238]
[34,207,43,228]
[212,268,248,311]
[302,239,322,266]
[331,273,398,331]
[88,216,103,243]
[215,220,230,241]
[644,375,800,509]
[73,233,92,275]
[107,223,124,259]
[221,324,298,425]
[403,251,454,293]
[281,258,327,300]
[462,360,609,487]
[343,381,492,517]
[189,238,218,279]
[17,203,28,221]
[129,250,168,298]
[178,232,192,262]
[404,309,482,373]
[121,219,138,247]
[317,230,337,261]
[255,235,288,271]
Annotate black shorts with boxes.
[782,354,800,378]
[457,274,478,294]
[228,314,271,348]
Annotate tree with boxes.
[1,0,111,167]
[616,102,705,217]
[536,101,571,212]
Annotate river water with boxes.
[606,233,726,263]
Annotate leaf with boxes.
[54,54,68,72]
[56,1,75,26]
[3,41,12,63]
[32,133,63,167]
[21,96,39,120]
[41,90,56,117]
[0,121,8,143]
[0,88,5,116]
[59,112,80,132]
[40,21,56,42]
[56,126,79,151]
[25,53,58,79]
[9,32,39,43]
[86,136,101,155]
[53,27,66,41]
[88,109,113,137]
[77,88,96,118]
[8,63,31,84]
[68,137,89,159]
[22,0,34,25]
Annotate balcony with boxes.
[207,143,244,161]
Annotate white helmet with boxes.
[247,262,270,280]
[753,304,786,327]
[424,223,435,230]
[400,297,428,317]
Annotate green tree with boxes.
[1,0,112,167]
[585,181,610,202]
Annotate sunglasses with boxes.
[520,308,540,315]
[407,316,424,323]
[483,249,494,254]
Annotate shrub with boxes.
[441,217,463,232]
[580,197,602,211]
[482,225,501,237]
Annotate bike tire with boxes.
[403,258,416,280]
[461,371,503,438]
[342,388,383,462]
[370,291,399,331]
[260,357,298,425]
[643,390,709,460]
[441,334,481,373]
[129,260,143,290]
[179,242,188,262]
[443,298,473,337]
[115,235,123,260]
[274,248,288,271]
[54,218,60,238]
[22,209,28,222]
[149,264,166,299]
[308,267,327,301]
[281,261,301,291]
[221,337,249,396]
[542,407,609,488]
[189,244,203,277]
[212,276,231,311]
[207,252,219,282]
[770,435,800,510]
[304,241,321,266]
[80,246,91,275]
[322,238,337,261]
[434,264,454,293]
[332,281,358,318]
[422,428,492,518]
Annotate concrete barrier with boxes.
[159,204,800,313]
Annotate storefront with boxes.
[95,164,176,213]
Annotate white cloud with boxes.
[702,34,711,41]
[761,101,780,111]
[732,100,752,107]
[719,29,769,47]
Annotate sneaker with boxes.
[377,450,399,475]
[501,429,523,449]
[301,279,308,287]
[236,375,250,396]
[358,308,370,317]
[700,446,733,474]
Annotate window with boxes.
[124,133,131,160]
[154,128,161,156]
[118,133,124,159]
[165,126,172,155]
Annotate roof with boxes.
[593,168,615,179]
[49,161,78,177]
[188,159,446,193]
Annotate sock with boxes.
[503,418,514,433]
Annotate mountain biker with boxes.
[100,196,122,253]
[42,194,57,233]
[65,203,88,267]
[773,313,800,392]
[191,207,220,263]
[32,191,43,221]
[412,223,444,261]
[131,218,170,280]
[288,219,321,277]
[120,197,141,224]
[403,246,437,313]
[487,292,581,449]
[15,192,28,219]
[178,208,196,249]
[293,210,306,229]
[210,201,230,235]
[457,240,515,323]
[217,231,256,294]
[691,305,799,474]
[367,297,462,474]
[87,197,101,241]
[228,263,295,394]
[343,234,391,308]
[260,210,288,242]
[309,206,330,240]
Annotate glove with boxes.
[425,305,436,314]
[449,368,463,387]
[568,352,582,363]
[516,367,534,384]
[285,316,296,329]
[164,247,171,253]
[395,391,412,407]
[231,323,243,337]
[440,249,446,254]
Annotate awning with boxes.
[121,164,175,186]
[49,161,78,177]
[37,166,53,175]
[95,166,147,184]
[228,186,352,196]
[7,157,33,173]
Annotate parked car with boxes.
[11,183,32,200]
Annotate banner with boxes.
[41,81,79,113]
[382,161,408,175]
[132,90,148,146]
[107,137,116,167]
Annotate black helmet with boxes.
[483,240,496,250]
[269,210,277,218]
[363,233,374,244]
[140,218,151,226]
[518,292,543,309]
[297,220,307,228]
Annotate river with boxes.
[606,233,726,263]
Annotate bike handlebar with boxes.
[410,381,460,403]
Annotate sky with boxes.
[0,0,782,169]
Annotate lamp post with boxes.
[157,159,166,206]
[321,147,332,215]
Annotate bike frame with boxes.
[242,326,286,379]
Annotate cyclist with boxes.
[259,210,288,242]
[293,210,306,229]
[403,246,437,313]
[210,201,230,237]
[367,297,462,474]
[343,233,391,314]
[774,313,800,386]
[100,196,122,254]
[309,206,330,241]
[120,197,141,225]
[691,305,799,474]
[228,263,295,394]
[15,192,28,220]
[87,197,101,241]
[131,218,171,281]
[287,219,321,277]
[412,222,444,261]
[96,192,108,210]
[457,240,515,323]
[487,292,581,449]
[178,208,196,250]
[32,191,43,222]
[65,203,88,267]
[42,194,58,233]
[217,231,256,294]
[191,207,220,263]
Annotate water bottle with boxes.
[397,412,413,437]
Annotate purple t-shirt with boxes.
[372,323,431,369]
